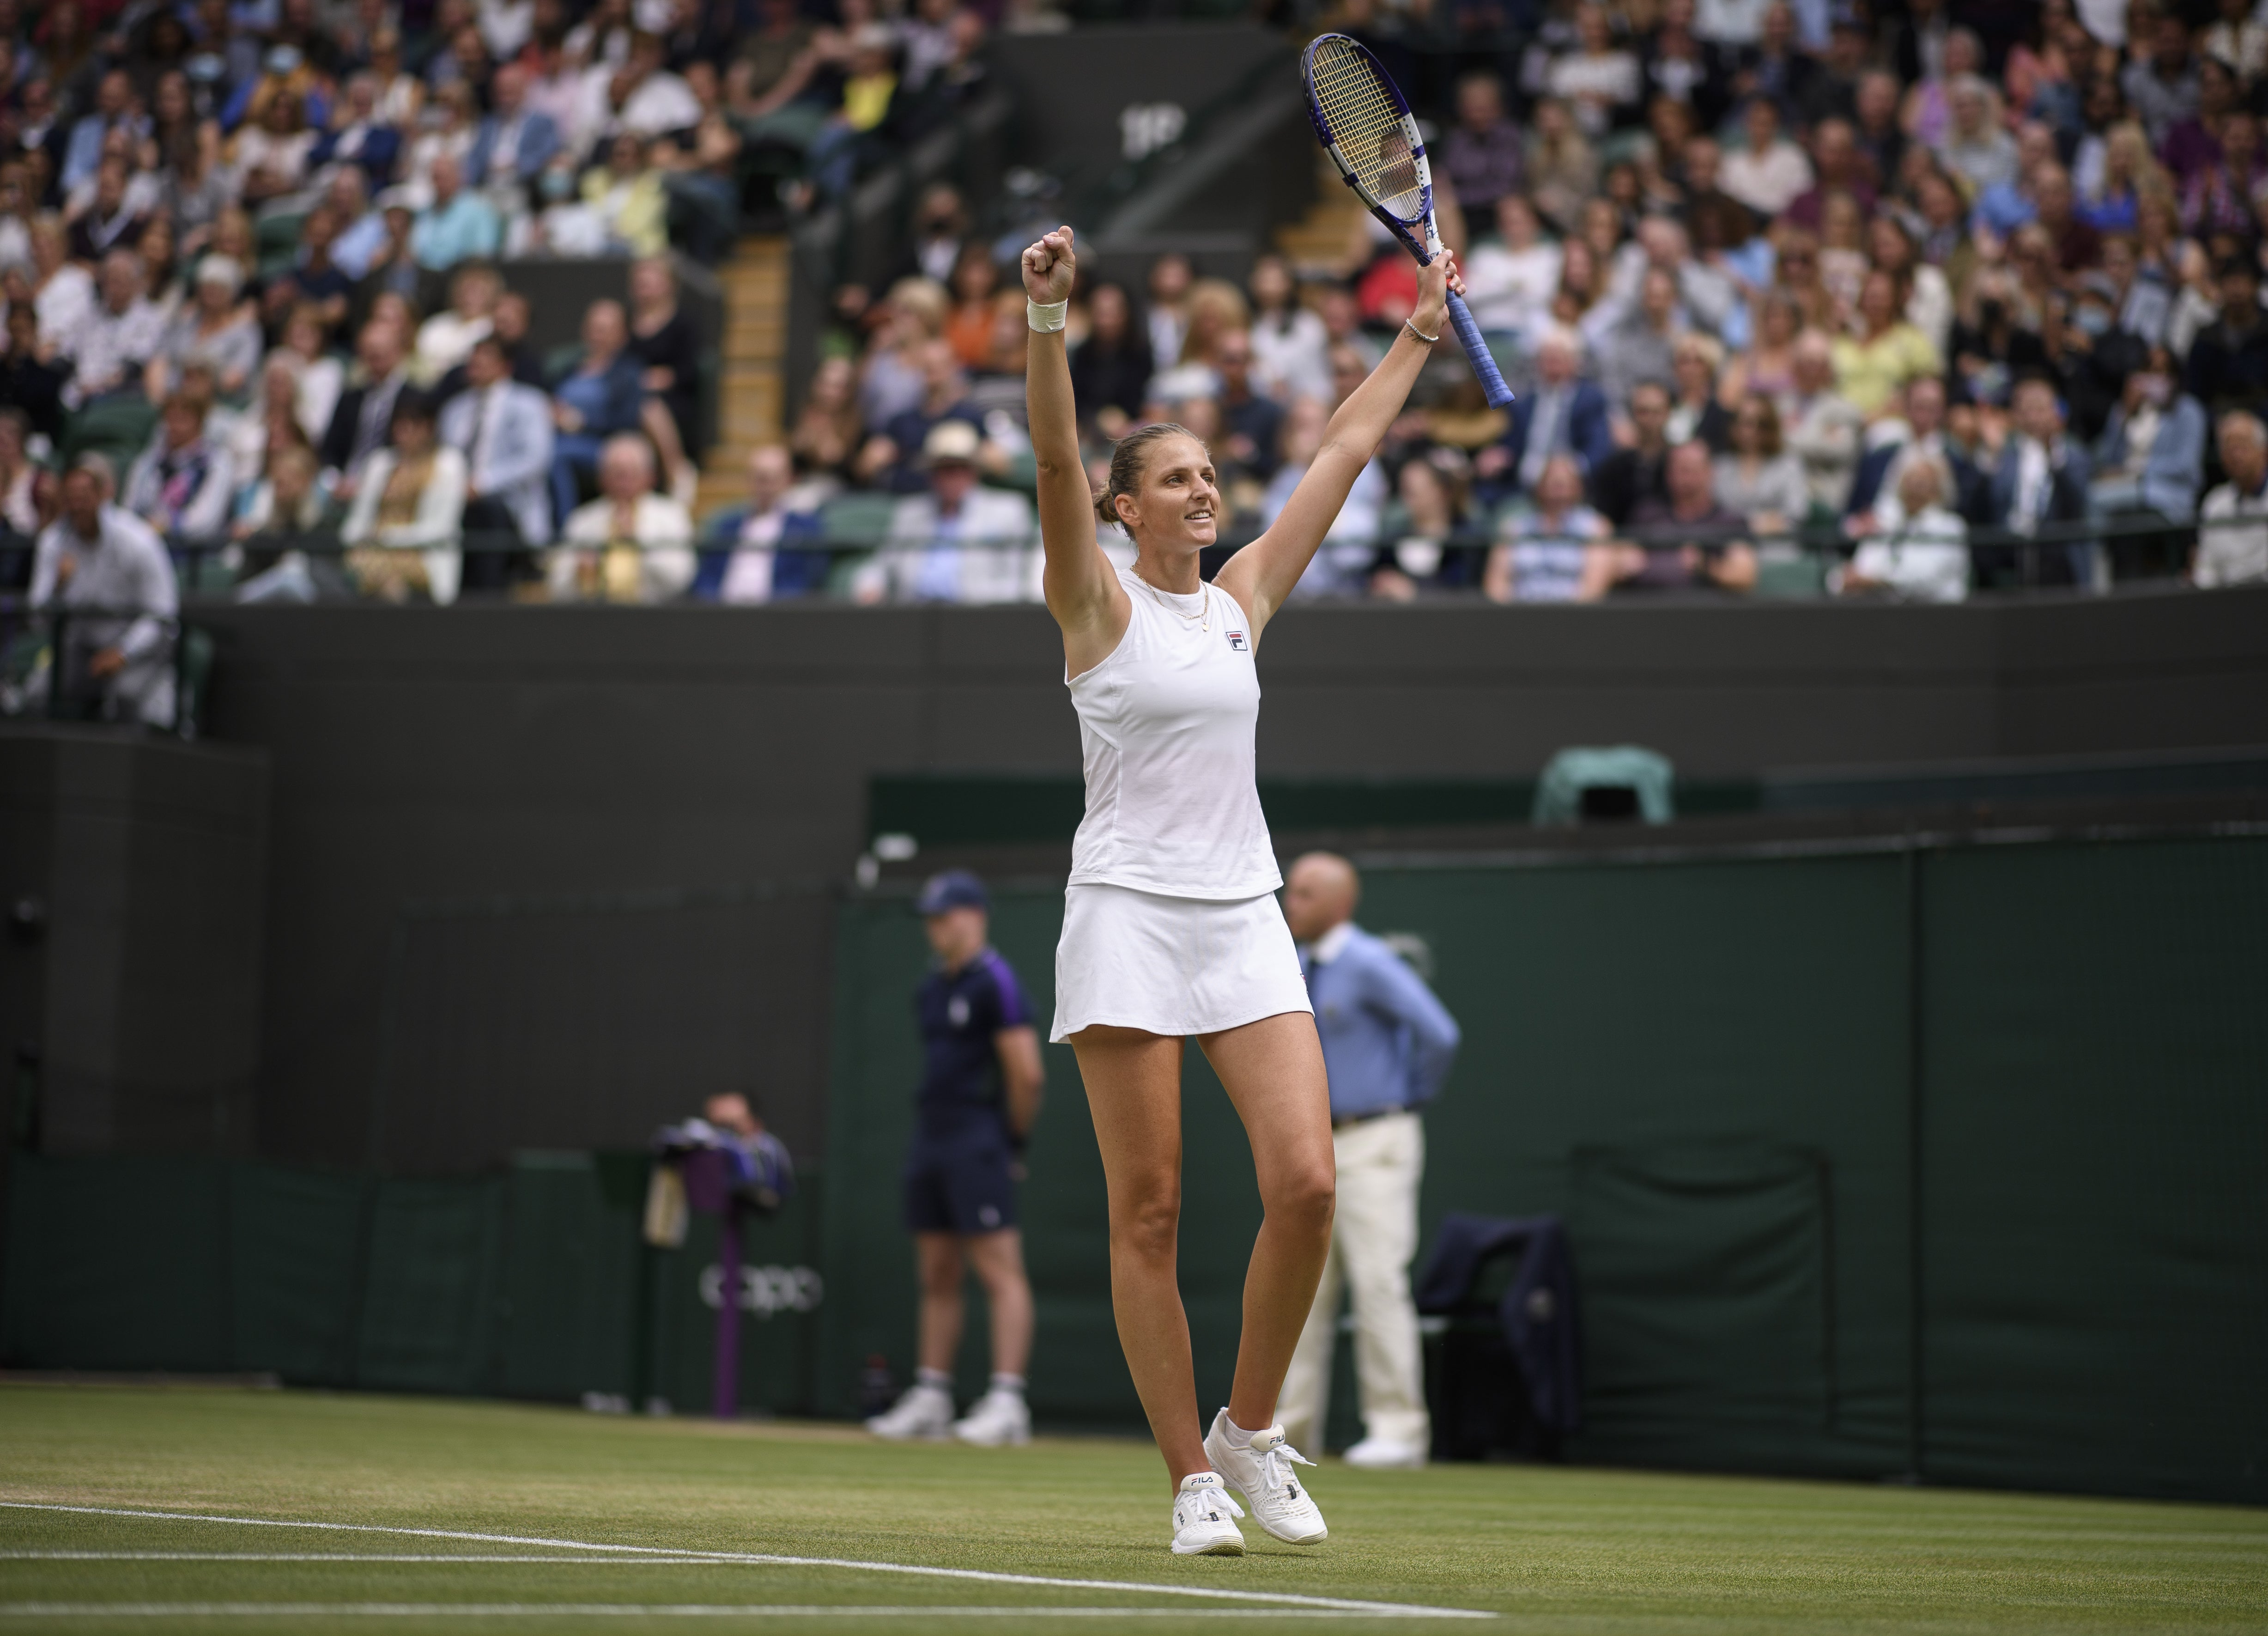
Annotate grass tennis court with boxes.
[2,1385,2264,1634]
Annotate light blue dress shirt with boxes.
[1299,922,1462,1123]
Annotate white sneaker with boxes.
[1343,1435,1427,1470]
[1170,1471,1245,1556]
[952,1387,1030,1447]
[1202,1410,1328,1545]
[865,1383,953,1441]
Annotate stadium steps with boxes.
[697,235,789,512]
[1274,152,1372,279]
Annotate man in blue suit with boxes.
[1476,328,1615,501]
[1982,374,2096,588]
[466,65,561,203]
[1277,852,1461,1471]
[440,336,555,587]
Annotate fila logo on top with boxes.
[1226,629,1249,651]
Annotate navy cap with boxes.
[914,869,989,916]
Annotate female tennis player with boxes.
[1022,225,1462,1556]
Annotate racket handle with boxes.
[1443,291,1515,408]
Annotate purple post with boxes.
[712,1201,742,1420]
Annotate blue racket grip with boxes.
[1444,290,1514,407]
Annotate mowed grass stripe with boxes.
[0,1606,1447,1620]
[2,1386,2264,1633]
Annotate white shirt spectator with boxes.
[1842,504,1970,602]
[860,485,1038,604]
[1721,139,1815,218]
[1694,0,1770,44]
[554,492,697,602]
[342,444,470,605]
[35,263,95,351]
[30,502,178,725]
[2196,478,2268,586]
[1249,307,1330,403]
[1547,49,1640,137]
[63,296,167,407]
[1462,237,1562,334]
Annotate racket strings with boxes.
[1308,40,1426,220]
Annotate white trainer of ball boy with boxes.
[952,1386,1031,1447]
[1203,1410,1328,1545]
[1170,1471,1246,1557]
[865,1381,954,1441]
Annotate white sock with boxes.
[989,1373,1025,1396]
[916,1368,952,1393]
[1219,1413,1259,1449]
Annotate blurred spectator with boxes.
[1212,328,1283,487]
[708,444,829,603]
[2195,410,2268,585]
[1442,72,1523,243]
[2091,356,2207,523]
[62,70,143,194]
[1608,439,1758,595]
[549,298,646,523]
[148,253,259,400]
[1832,269,1941,419]
[1595,267,1682,410]
[411,152,502,271]
[321,320,413,496]
[1712,394,1807,536]
[1835,456,1969,602]
[1524,99,1599,235]
[62,248,165,408]
[2122,15,2199,148]
[944,242,1001,370]
[265,206,354,341]
[231,78,318,206]
[124,389,234,542]
[1782,330,1862,511]
[414,262,502,386]
[29,218,95,353]
[1148,277,1247,404]
[1589,378,1674,526]
[1721,97,1812,219]
[1478,328,1613,497]
[467,63,558,199]
[1549,6,1639,140]
[1371,453,1475,599]
[809,25,899,201]
[30,456,177,726]
[439,333,554,577]
[627,255,702,503]
[1067,281,1152,435]
[858,419,1033,604]
[2183,259,2268,417]
[1462,194,1561,343]
[1144,252,1192,376]
[0,303,68,442]
[1934,77,2017,195]
[312,72,405,191]
[1248,254,1327,405]
[340,391,466,604]
[790,355,863,480]
[859,337,978,493]
[1486,453,1608,602]
[1265,398,1387,597]
[231,444,338,603]
[551,432,693,602]
[1846,377,1973,535]
[903,184,972,287]
[1979,374,2094,587]
[0,409,43,536]
[860,276,948,430]
[1667,334,1731,452]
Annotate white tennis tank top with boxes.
[1065,567,1281,900]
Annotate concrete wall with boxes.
[188,587,2268,1171]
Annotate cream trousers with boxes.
[1278,1108,1428,1454]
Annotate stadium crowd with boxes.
[7,0,2268,684]
[746,0,2268,608]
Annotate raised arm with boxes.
[1214,254,1464,637]
[1023,226,1130,677]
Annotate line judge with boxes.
[1278,852,1461,1469]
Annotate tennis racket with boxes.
[1301,33,1514,408]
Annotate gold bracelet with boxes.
[1403,317,1440,345]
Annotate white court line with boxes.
[0,1504,1494,1620]
[0,1605,1407,1618]
[0,1556,763,1564]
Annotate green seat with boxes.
[62,397,158,469]
[256,211,308,281]
[1754,555,1828,600]
[544,343,585,385]
[175,626,215,739]
[819,492,896,548]
[1533,745,1676,827]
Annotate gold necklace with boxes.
[1134,572,1209,632]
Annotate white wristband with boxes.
[1027,298,1068,333]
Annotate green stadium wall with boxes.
[5,831,2263,1505]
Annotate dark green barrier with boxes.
[816,834,2268,1503]
[0,1150,821,1419]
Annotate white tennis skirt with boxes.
[1051,882,1314,1043]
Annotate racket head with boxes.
[1302,33,1433,233]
